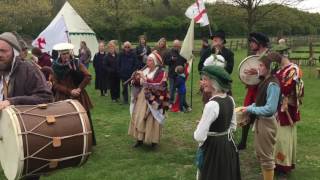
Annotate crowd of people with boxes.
[0,29,304,180]
[89,36,192,112]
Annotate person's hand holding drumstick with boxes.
[71,88,81,97]
[244,68,258,76]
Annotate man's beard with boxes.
[0,61,12,76]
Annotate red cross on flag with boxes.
[185,0,209,27]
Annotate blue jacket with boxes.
[175,74,186,94]
[118,49,138,80]
[246,82,280,117]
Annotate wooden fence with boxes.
[131,35,320,66]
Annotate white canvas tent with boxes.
[33,1,98,57]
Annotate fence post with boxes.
[309,42,314,66]
[235,40,239,51]
[229,40,233,50]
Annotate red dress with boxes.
[275,63,303,126]
[274,63,304,173]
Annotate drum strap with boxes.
[2,75,9,99]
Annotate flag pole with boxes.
[208,24,213,37]
[190,55,194,108]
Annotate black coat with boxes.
[164,49,187,79]
[118,49,138,80]
[217,47,234,74]
[135,44,151,69]
[104,52,119,78]
[198,46,212,73]
[93,52,108,90]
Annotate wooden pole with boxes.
[235,40,239,51]
[229,40,233,50]
[190,56,194,108]
[208,24,213,37]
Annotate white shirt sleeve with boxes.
[194,101,219,143]
[230,96,237,131]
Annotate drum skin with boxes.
[0,100,92,180]
[238,55,263,86]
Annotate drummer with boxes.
[0,32,53,180]
[248,32,270,55]
[51,43,97,146]
[238,32,270,150]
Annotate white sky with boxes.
[296,0,320,13]
[205,0,320,13]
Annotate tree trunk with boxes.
[162,0,170,8]
[247,9,254,55]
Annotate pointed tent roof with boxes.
[51,1,95,35]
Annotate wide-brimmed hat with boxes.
[201,65,232,90]
[272,38,290,54]
[53,43,74,52]
[211,30,226,44]
[248,32,270,47]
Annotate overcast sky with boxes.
[204,0,320,13]
[296,0,320,13]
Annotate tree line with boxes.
[1,0,320,42]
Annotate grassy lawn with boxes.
[1,49,320,180]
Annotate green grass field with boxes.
[1,49,320,180]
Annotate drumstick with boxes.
[281,97,294,126]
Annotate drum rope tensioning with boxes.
[0,99,93,180]
[12,105,91,177]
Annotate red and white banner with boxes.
[185,0,209,27]
[32,16,69,53]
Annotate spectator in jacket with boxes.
[164,39,187,105]
[135,35,151,69]
[118,41,138,104]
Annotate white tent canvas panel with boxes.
[69,33,99,56]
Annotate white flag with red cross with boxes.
[185,0,209,27]
[32,16,69,53]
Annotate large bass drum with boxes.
[238,55,263,85]
[0,100,92,180]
